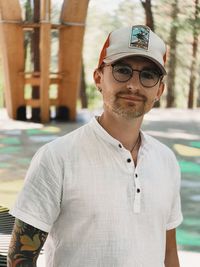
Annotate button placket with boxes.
[120,146,135,174]
[133,172,141,213]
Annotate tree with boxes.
[188,0,199,108]
[140,0,154,30]
[31,0,40,121]
[197,74,200,107]
[140,0,162,107]
[80,63,88,108]
[24,0,32,67]
[166,0,179,107]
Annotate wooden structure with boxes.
[0,0,89,122]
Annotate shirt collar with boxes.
[89,116,150,152]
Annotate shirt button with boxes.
[127,158,131,163]
[135,174,138,178]
[118,144,122,148]
[137,188,140,193]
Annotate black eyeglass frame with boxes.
[103,63,163,88]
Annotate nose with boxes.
[125,71,141,92]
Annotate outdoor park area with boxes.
[0,0,200,266]
[0,108,200,266]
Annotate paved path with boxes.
[0,108,200,265]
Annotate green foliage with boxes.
[86,84,102,110]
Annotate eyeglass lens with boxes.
[112,64,161,88]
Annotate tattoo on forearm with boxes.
[7,219,48,267]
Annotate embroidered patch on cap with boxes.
[129,26,150,50]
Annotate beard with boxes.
[104,90,149,119]
[112,101,145,119]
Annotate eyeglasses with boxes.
[105,63,163,88]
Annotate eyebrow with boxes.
[114,60,161,73]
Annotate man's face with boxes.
[94,56,164,120]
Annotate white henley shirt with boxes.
[10,116,183,267]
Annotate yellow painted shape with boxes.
[0,179,24,208]
[42,126,61,133]
[174,144,200,157]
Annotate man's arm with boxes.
[7,218,48,267]
[164,228,180,267]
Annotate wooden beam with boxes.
[25,77,62,86]
[0,0,25,119]
[58,0,89,121]
[39,0,51,123]
[25,98,59,108]
[25,99,40,108]
[22,23,61,30]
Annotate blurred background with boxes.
[0,0,200,111]
[0,0,200,266]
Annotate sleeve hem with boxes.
[166,214,183,230]
[9,208,51,233]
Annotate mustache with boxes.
[116,91,147,101]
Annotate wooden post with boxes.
[31,0,40,121]
[58,0,89,120]
[0,0,25,119]
[40,0,51,122]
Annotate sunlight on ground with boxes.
[0,180,24,208]
[174,144,200,157]
[145,130,200,140]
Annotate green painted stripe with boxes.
[26,129,52,135]
[177,229,200,246]
[0,146,22,154]
[0,162,12,168]
[190,141,200,149]
[0,137,21,145]
[179,160,200,174]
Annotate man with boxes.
[8,25,182,267]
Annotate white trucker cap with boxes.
[98,25,167,74]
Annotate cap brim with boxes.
[103,53,167,75]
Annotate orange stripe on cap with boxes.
[98,33,111,68]
[163,47,167,63]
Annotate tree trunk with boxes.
[80,63,88,108]
[166,0,179,108]
[31,0,40,121]
[24,0,32,65]
[197,77,200,107]
[188,0,199,108]
[140,0,154,31]
[140,0,161,107]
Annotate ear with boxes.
[156,81,165,99]
[93,68,103,89]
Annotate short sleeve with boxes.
[166,156,183,230]
[9,144,63,232]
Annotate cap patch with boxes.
[129,26,150,50]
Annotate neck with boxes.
[98,111,143,152]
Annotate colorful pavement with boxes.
[0,108,200,264]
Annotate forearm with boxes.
[7,253,36,267]
[165,229,180,267]
[165,250,180,267]
[7,219,48,267]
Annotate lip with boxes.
[118,95,145,102]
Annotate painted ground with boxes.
[0,108,200,265]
